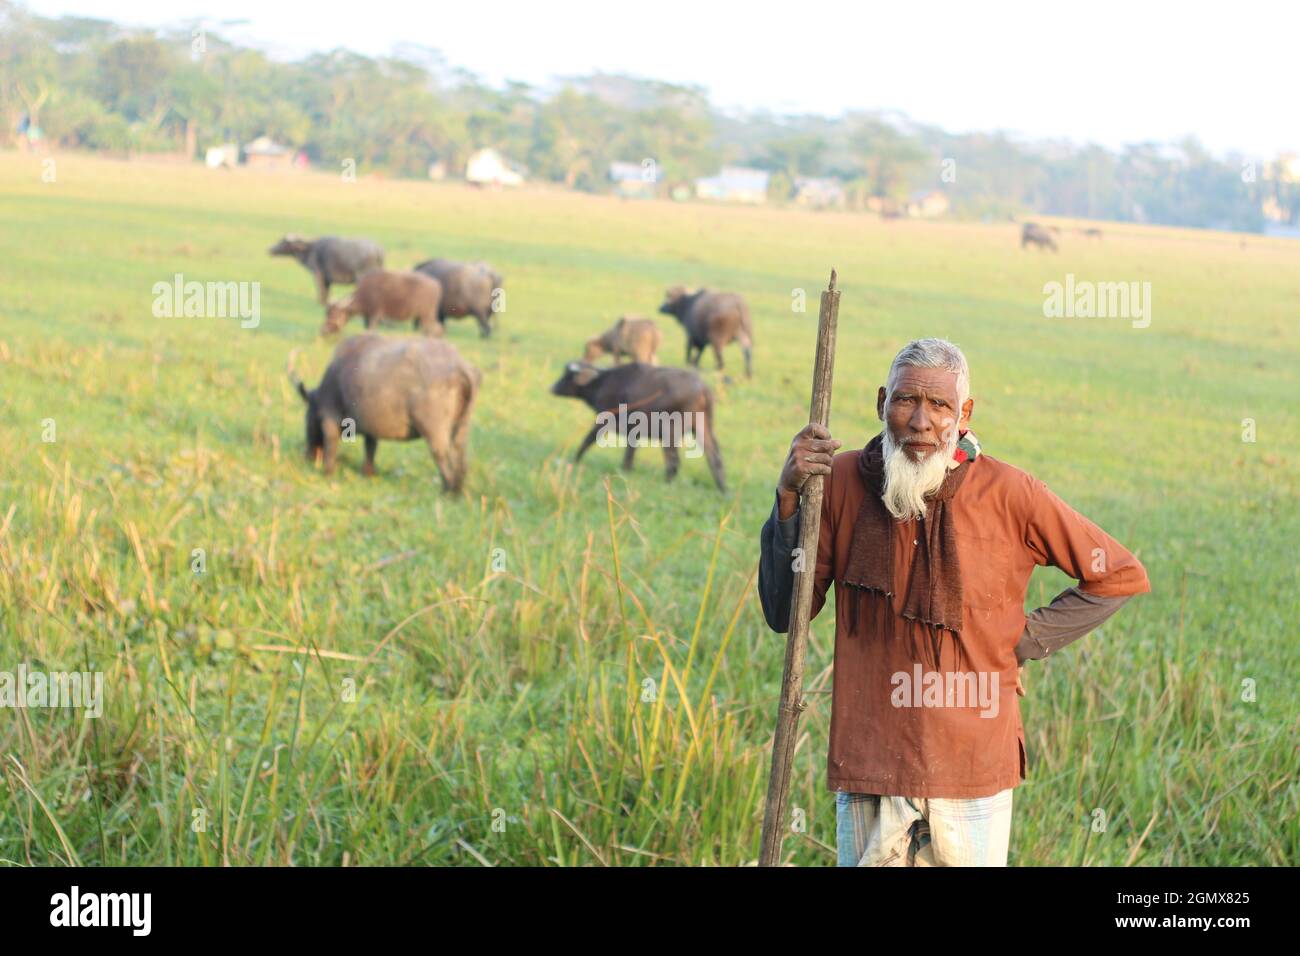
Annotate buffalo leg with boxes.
[314,271,330,305]
[448,386,476,490]
[700,420,727,492]
[363,435,378,476]
[662,444,680,482]
[321,418,342,476]
[423,419,460,493]
[711,340,725,370]
[622,443,637,471]
[574,423,602,463]
[476,310,492,339]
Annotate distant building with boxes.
[793,176,845,209]
[609,160,657,199]
[695,166,770,204]
[906,189,950,218]
[466,148,525,187]
[205,143,238,169]
[243,136,294,170]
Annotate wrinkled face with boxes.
[270,236,309,256]
[304,399,324,464]
[876,365,971,463]
[875,365,972,520]
[550,361,600,397]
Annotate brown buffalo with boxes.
[583,315,662,365]
[320,270,443,337]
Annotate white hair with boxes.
[885,338,970,412]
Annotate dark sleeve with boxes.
[758,490,803,633]
[1014,586,1133,663]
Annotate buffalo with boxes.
[412,258,503,338]
[550,361,726,491]
[1021,222,1058,251]
[658,286,753,378]
[583,315,662,365]
[289,334,480,492]
[320,270,443,337]
[270,235,384,304]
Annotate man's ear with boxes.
[876,386,887,421]
[960,397,974,430]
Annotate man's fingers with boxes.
[800,452,835,467]
[795,463,833,480]
[802,423,833,440]
[792,440,841,459]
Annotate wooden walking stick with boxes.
[759,269,840,867]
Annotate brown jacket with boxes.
[770,447,1150,798]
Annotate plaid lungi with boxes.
[835,788,1014,866]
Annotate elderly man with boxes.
[758,338,1150,866]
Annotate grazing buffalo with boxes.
[269,235,384,304]
[658,286,753,378]
[1021,222,1058,251]
[289,334,480,491]
[1083,227,1103,239]
[412,258,503,338]
[320,270,443,337]
[550,361,726,491]
[583,316,662,365]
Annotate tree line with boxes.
[2,2,1295,233]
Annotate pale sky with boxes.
[24,0,1299,158]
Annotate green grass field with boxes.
[0,152,1296,866]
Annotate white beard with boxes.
[880,426,960,521]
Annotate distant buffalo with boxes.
[320,270,443,337]
[583,315,662,365]
[658,286,753,378]
[270,235,385,304]
[1021,222,1058,252]
[413,258,503,338]
[1083,227,1103,239]
[289,334,480,491]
